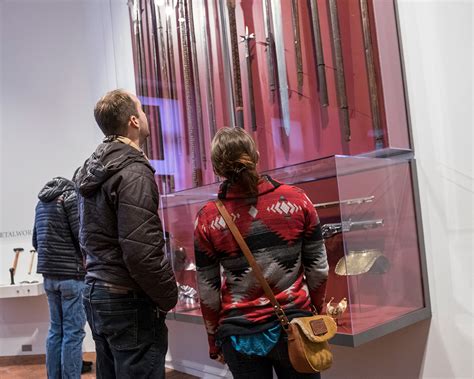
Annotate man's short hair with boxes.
[94,89,139,136]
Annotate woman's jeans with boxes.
[44,277,86,379]
[83,283,168,379]
[221,333,321,379]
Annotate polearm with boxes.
[308,0,328,106]
[146,1,165,159]
[128,0,143,90]
[360,0,384,149]
[270,0,291,137]
[217,0,236,128]
[128,0,145,107]
[291,0,303,98]
[262,0,276,101]
[153,2,169,97]
[164,0,183,156]
[177,0,202,186]
[328,0,351,142]
[202,1,217,138]
[240,26,257,131]
[165,0,176,100]
[227,0,244,129]
[135,0,152,156]
[187,0,207,170]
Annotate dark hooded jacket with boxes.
[33,177,84,278]
[75,139,177,311]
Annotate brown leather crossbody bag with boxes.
[215,200,336,373]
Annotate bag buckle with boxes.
[274,305,290,330]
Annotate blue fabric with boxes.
[230,324,281,356]
[223,333,321,379]
[44,278,86,379]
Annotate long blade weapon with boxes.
[240,26,257,131]
[164,0,183,156]
[146,2,165,159]
[187,0,207,169]
[132,0,151,155]
[291,0,303,98]
[314,195,375,210]
[217,0,236,127]
[308,0,328,106]
[328,0,351,142]
[360,0,384,149]
[177,0,202,186]
[202,2,217,138]
[153,2,169,97]
[262,0,276,101]
[270,0,291,136]
[227,0,244,128]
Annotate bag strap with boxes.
[215,200,290,329]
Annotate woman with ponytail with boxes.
[194,127,328,378]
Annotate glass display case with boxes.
[160,152,431,346]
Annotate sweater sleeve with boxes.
[301,193,329,313]
[194,206,222,359]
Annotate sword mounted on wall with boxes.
[270,0,291,137]
[240,26,257,131]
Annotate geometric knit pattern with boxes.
[194,175,328,356]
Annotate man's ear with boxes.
[129,115,139,129]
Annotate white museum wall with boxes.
[0,0,472,378]
[0,0,135,356]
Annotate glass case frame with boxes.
[160,151,431,347]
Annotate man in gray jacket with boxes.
[75,89,177,378]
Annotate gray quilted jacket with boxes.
[75,138,177,311]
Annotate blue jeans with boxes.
[44,277,86,379]
[221,333,321,379]
[83,283,168,379]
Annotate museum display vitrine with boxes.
[127,0,431,346]
[160,153,430,346]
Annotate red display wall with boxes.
[128,0,410,193]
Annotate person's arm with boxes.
[63,190,81,253]
[194,207,222,359]
[301,193,329,314]
[117,167,178,311]
[32,212,38,251]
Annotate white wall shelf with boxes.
[0,282,44,299]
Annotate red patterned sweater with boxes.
[194,175,328,357]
